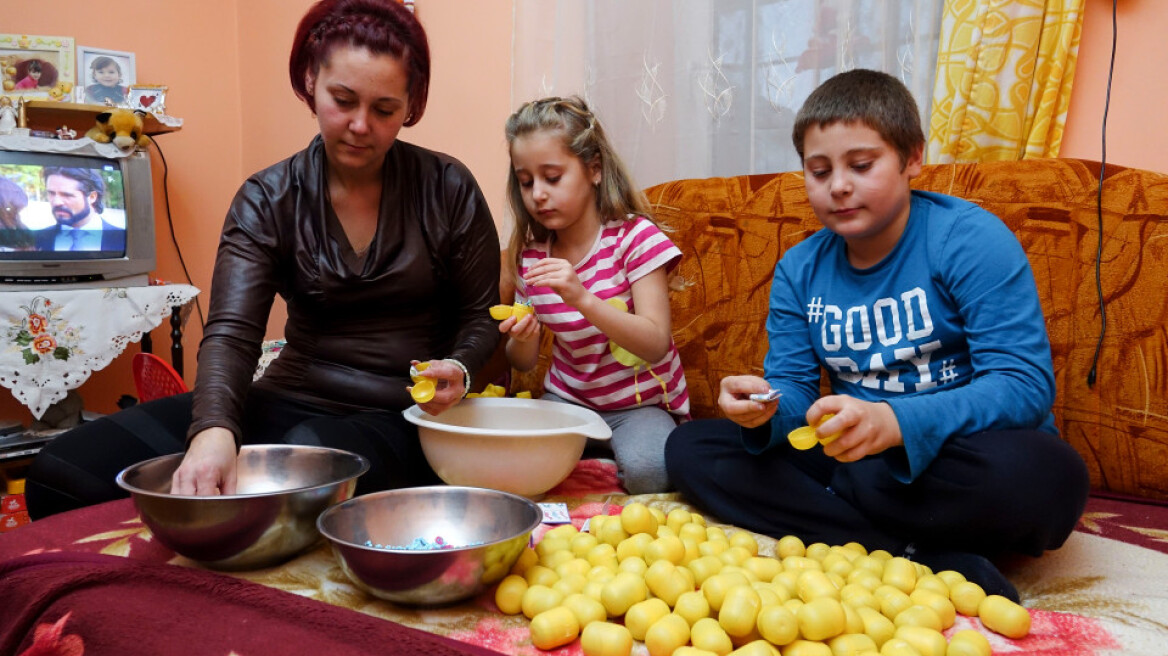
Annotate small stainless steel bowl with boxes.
[317,485,543,606]
[116,444,368,571]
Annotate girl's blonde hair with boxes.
[504,96,654,277]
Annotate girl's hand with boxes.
[498,312,541,343]
[411,359,466,416]
[523,258,586,306]
[808,395,902,461]
[170,427,238,495]
[718,375,779,428]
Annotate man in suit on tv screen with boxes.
[37,167,126,253]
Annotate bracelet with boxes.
[444,358,471,398]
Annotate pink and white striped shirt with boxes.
[517,216,690,417]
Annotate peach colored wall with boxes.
[1061,0,1168,174]
[2,0,1163,426]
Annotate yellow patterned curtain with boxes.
[927,0,1084,163]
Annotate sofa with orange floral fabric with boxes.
[509,158,1168,503]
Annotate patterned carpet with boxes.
[1,460,1165,655]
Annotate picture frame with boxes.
[0,34,76,102]
[75,45,136,106]
[127,84,168,115]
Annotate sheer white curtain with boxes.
[512,0,944,189]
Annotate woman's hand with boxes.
[718,375,779,428]
[170,427,238,495]
[411,359,466,416]
[523,258,586,307]
[809,395,903,461]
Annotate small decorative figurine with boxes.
[0,97,16,134]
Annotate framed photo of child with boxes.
[1,34,75,102]
[75,46,135,106]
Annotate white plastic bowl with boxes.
[403,397,611,498]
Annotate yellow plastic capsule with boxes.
[977,594,1031,639]
[488,304,514,320]
[580,621,634,656]
[620,502,659,535]
[881,557,917,594]
[776,535,807,558]
[892,605,942,632]
[893,626,947,656]
[600,571,648,617]
[908,589,955,629]
[494,574,528,615]
[729,639,781,656]
[511,301,534,321]
[787,414,841,450]
[674,648,720,656]
[877,638,923,656]
[691,617,735,655]
[756,603,799,647]
[674,589,712,627]
[644,613,691,656]
[948,581,986,617]
[625,598,672,642]
[562,592,608,629]
[828,633,878,656]
[945,629,991,656]
[530,606,580,650]
[408,377,436,403]
[854,606,896,649]
[767,640,828,656]
[797,597,847,641]
[719,584,763,638]
[520,584,563,619]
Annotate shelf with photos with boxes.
[18,100,181,139]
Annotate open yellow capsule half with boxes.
[787,413,840,450]
[410,378,437,403]
[489,304,514,320]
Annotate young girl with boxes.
[84,56,129,106]
[501,96,689,494]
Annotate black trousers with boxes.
[25,387,440,520]
[664,419,1090,558]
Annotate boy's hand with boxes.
[719,375,779,428]
[808,396,902,461]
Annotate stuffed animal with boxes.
[86,108,150,150]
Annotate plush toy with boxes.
[86,108,150,150]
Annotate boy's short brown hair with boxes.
[792,69,926,168]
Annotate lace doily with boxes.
[0,284,199,418]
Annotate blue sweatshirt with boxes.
[748,190,1057,481]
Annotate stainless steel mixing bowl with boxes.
[317,485,543,606]
[116,444,368,571]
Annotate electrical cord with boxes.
[1086,0,1117,387]
[146,135,206,329]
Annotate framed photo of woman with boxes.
[1,34,75,102]
[75,46,135,106]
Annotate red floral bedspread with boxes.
[2,460,1165,656]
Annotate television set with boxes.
[0,144,156,289]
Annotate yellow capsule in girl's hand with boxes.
[489,304,514,320]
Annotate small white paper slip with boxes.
[539,502,572,524]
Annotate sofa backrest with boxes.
[510,158,1168,501]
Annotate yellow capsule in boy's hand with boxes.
[787,414,841,450]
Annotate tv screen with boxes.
[0,145,156,287]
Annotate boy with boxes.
[664,69,1089,601]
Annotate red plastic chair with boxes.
[132,352,189,402]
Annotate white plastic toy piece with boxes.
[749,389,781,403]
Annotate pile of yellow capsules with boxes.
[465,383,532,400]
[494,502,1028,656]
